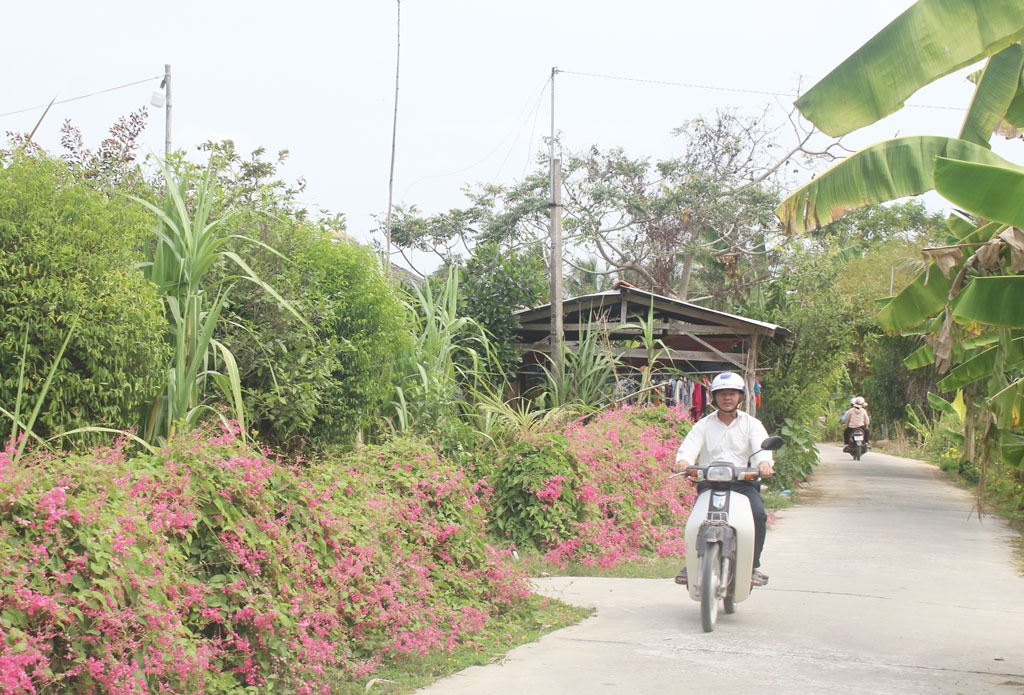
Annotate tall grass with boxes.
[537,324,619,410]
[381,269,489,435]
[134,157,305,444]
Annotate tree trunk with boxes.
[678,251,695,300]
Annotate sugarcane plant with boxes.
[135,157,306,445]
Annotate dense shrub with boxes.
[0,155,168,439]
[490,433,583,547]
[0,428,528,694]
[222,223,410,449]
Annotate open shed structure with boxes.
[513,283,786,416]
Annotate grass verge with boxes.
[520,553,685,579]
[331,594,591,693]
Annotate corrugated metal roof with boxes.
[514,285,784,336]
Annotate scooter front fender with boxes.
[684,488,756,603]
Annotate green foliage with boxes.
[231,230,409,449]
[136,156,306,444]
[753,245,867,432]
[0,154,168,440]
[537,325,618,410]
[860,334,943,429]
[144,144,410,450]
[772,418,820,488]
[489,433,582,548]
[382,270,491,439]
[458,242,547,380]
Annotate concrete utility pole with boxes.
[549,67,564,388]
[163,64,172,157]
[550,158,564,387]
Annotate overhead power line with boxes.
[558,69,966,112]
[0,75,164,119]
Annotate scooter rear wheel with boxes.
[700,545,721,632]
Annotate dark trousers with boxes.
[844,426,870,445]
[697,481,767,568]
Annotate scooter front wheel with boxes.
[700,545,721,632]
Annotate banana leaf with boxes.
[946,211,977,238]
[1000,430,1024,469]
[934,157,1024,227]
[928,391,965,422]
[776,137,1019,234]
[1005,86,1024,128]
[959,43,1024,147]
[795,0,1024,136]
[904,343,935,370]
[951,276,1024,327]
[937,338,1024,390]
[875,261,952,332]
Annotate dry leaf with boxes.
[995,119,1024,139]
[934,309,954,374]
[976,238,1004,272]
[921,246,964,279]
[999,227,1024,272]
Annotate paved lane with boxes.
[417,444,1024,694]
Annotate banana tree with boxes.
[775,0,1024,473]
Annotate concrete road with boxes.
[417,444,1024,695]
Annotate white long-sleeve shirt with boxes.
[675,410,773,468]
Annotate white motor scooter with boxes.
[679,436,784,632]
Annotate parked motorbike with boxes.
[679,436,784,632]
[845,427,867,461]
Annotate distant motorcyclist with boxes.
[671,371,774,587]
[841,397,870,451]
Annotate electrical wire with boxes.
[558,69,966,112]
[0,75,164,119]
[398,75,551,199]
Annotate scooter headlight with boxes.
[706,465,733,482]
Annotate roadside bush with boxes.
[0,155,167,440]
[223,225,410,449]
[489,433,583,548]
[0,427,529,694]
[772,417,820,488]
[492,405,694,568]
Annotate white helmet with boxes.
[710,372,746,394]
[850,397,857,406]
[854,396,866,407]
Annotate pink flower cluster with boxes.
[542,405,696,567]
[0,428,530,694]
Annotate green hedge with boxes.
[0,155,167,439]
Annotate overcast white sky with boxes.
[3,1,1008,273]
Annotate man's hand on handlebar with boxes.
[758,460,775,478]
[671,459,690,474]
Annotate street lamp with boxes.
[149,64,171,157]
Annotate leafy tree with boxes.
[458,242,547,380]
[390,109,838,301]
[0,154,168,439]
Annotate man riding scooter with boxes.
[671,372,774,587]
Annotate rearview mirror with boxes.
[760,436,784,451]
